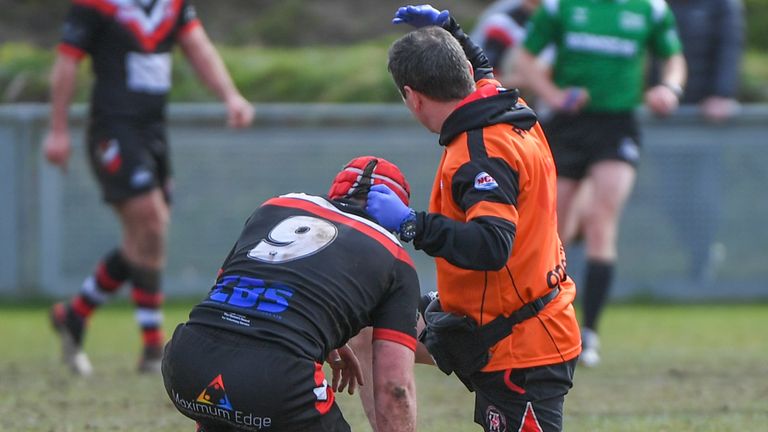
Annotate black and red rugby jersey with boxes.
[58,0,200,120]
[187,194,420,362]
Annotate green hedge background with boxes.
[1,0,766,104]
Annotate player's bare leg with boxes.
[349,315,433,431]
[579,160,636,367]
[50,242,134,375]
[116,188,170,373]
[583,161,635,260]
[50,221,135,376]
[348,327,377,431]
[555,177,582,245]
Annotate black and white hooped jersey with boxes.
[187,194,421,362]
[58,0,200,120]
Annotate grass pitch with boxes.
[1,302,766,431]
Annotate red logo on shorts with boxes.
[313,362,334,415]
[518,402,544,432]
[486,405,507,432]
[98,139,122,174]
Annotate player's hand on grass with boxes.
[327,344,364,395]
[225,94,254,128]
[366,184,413,233]
[43,129,71,173]
[392,4,450,27]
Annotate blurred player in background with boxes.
[162,156,418,432]
[663,0,744,123]
[651,0,745,283]
[516,0,687,367]
[471,0,555,92]
[45,0,254,375]
[357,6,581,431]
[471,0,542,72]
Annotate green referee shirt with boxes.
[524,0,682,112]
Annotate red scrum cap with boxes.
[328,156,410,206]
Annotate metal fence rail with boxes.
[1,103,767,301]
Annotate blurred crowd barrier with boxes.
[1,103,766,302]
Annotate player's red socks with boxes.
[69,249,131,321]
[130,266,166,350]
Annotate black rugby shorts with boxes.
[86,119,172,204]
[162,324,350,432]
[471,358,577,432]
[543,111,641,180]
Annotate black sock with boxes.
[130,266,165,348]
[102,249,132,282]
[69,248,132,321]
[582,260,614,332]
[65,307,87,345]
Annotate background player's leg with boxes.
[580,160,636,367]
[555,178,582,244]
[50,248,132,375]
[348,327,378,431]
[116,188,170,372]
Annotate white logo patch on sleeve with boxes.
[474,171,499,191]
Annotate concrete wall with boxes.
[1,103,766,302]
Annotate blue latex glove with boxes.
[366,184,413,232]
[392,4,450,27]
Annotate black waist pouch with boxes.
[418,288,561,386]
[419,300,489,379]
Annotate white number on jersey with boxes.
[247,216,338,263]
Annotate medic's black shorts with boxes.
[543,111,641,180]
[471,358,577,432]
[161,324,350,432]
[86,118,172,204]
